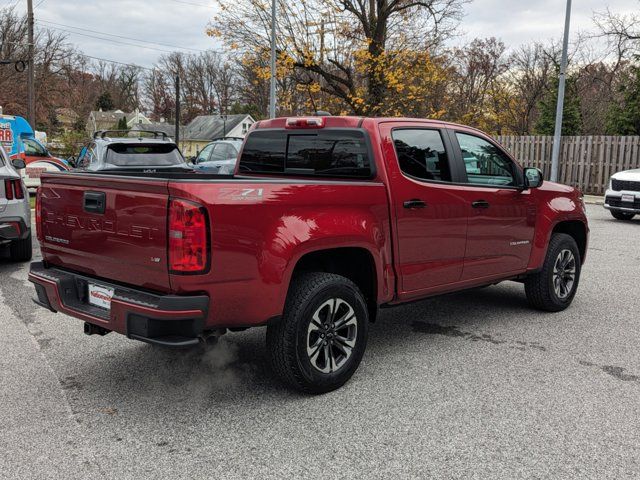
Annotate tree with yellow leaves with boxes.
[208,0,467,116]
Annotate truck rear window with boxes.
[238,130,372,178]
[105,144,185,168]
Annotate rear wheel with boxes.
[525,233,581,312]
[10,232,32,262]
[610,210,635,221]
[267,272,369,394]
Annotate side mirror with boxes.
[67,156,77,168]
[524,167,544,189]
[11,159,26,170]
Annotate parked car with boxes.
[0,112,69,188]
[0,145,31,262]
[192,138,243,174]
[72,130,192,173]
[29,116,588,393]
[604,169,640,220]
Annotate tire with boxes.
[610,210,635,221]
[10,232,32,262]
[525,233,581,312]
[267,272,369,394]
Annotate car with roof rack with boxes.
[71,130,192,173]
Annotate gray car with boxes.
[0,145,32,262]
[192,138,243,174]
[73,130,192,173]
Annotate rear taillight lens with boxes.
[168,198,210,274]
[35,188,42,241]
[4,180,14,200]
[13,180,24,199]
[2,180,24,200]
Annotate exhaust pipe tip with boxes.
[84,322,111,336]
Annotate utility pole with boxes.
[175,74,181,146]
[269,0,276,119]
[550,0,572,183]
[27,0,35,128]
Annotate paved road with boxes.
[1,205,639,479]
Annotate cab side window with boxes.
[195,144,214,164]
[23,138,47,157]
[456,133,518,187]
[392,129,452,182]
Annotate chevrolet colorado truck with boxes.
[29,116,589,393]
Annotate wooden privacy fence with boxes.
[496,136,640,195]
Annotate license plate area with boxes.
[88,283,114,311]
[621,194,635,204]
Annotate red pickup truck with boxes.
[29,116,589,393]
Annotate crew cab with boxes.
[29,116,589,393]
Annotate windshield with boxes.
[104,143,186,167]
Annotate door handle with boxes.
[403,199,427,210]
[84,191,106,214]
[472,200,490,209]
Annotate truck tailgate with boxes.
[39,174,171,292]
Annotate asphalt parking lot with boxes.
[1,204,639,480]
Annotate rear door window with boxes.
[239,130,372,178]
[392,129,452,182]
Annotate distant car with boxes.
[72,130,192,173]
[604,169,640,220]
[0,145,31,262]
[192,138,243,174]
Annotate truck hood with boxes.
[611,169,640,181]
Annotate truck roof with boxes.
[253,116,482,133]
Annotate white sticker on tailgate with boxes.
[88,284,114,310]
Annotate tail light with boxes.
[168,198,210,274]
[3,179,25,200]
[35,188,42,241]
[13,180,24,199]
[4,180,14,200]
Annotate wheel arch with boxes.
[552,220,588,264]
[288,247,380,322]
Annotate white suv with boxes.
[605,169,640,221]
[0,145,32,261]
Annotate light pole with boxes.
[27,0,35,128]
[550,0,572,183]
[269,0,277,119]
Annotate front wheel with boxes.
[525,233,581,312]
[267,272,369,394]
[610,210,635,221]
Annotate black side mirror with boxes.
[11,158,26,170]
[524,167,544,189]
[67,156,77,167]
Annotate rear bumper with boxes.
[28,262,210,348]
[0,218,29,241]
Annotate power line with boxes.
[79,53,154,71]
[39,24,179,54]
[38,19,209,53]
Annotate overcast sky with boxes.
[5,0,640,68]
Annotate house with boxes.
[86,108,152,136]
[180,114,255,158]
[131,121,178,140]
